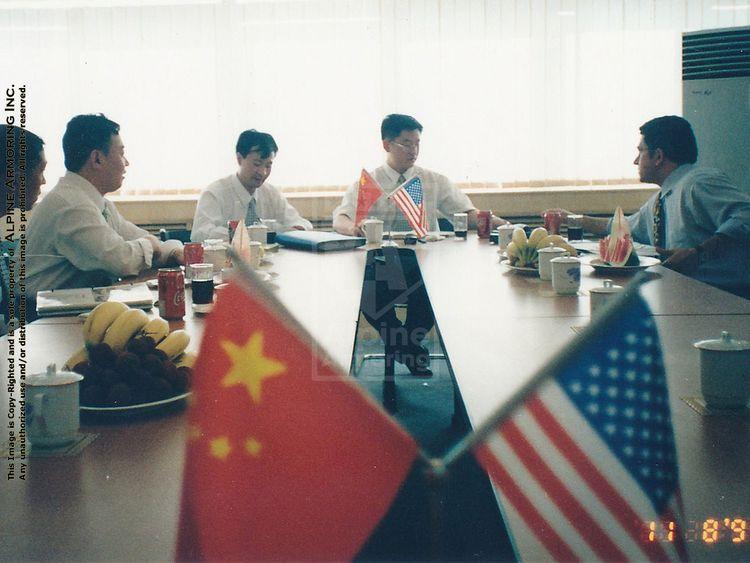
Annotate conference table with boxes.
[2,236,749,561]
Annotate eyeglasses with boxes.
[391,141,420,153]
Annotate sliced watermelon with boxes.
[599,207,635,266]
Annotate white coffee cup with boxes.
[589,279,623,317]
[220,267,234,283]
[361,218,384,245]
[247,224,269,245]
[260,218,278,232]
[538,246,569,281]
[550,256,581,295]
[27,364,83,448]
[497,224,517,251]
[247,241,263,268]
[203,239,228,273]
[693,331,750,409]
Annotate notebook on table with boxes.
[275,231,366,252]
[36,283,154,317]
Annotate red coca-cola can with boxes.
[477,210,492,239]
[543,210,563,235]
[158,268,185,320]
[183,243,204,279]
[227,220,239,243]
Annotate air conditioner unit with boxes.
[682,26,750,192]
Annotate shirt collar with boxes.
[231,173,263,203]
[63,171,106,211]
[660,163,694,197]
[383,164,416,186]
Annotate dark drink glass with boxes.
[453,212,468,239]
[567,214,584,241]
[192,279,214,305]
[567,226,584,240]
[190,263,215,306]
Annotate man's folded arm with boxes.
[54,207,154,276]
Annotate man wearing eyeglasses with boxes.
[334,114,508,236]
[333,114,510,376]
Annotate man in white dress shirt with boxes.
[27,114,184,296]
[333,114,508,236]
[333,114,510,376]
[191,129,312,243]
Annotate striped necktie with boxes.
[652,195,665,248]
[245,198,259,226]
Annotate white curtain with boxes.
[2,0,748,194]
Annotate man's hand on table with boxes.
[658,246,699,273]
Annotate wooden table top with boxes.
[2,236,749,560]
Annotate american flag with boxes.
[473,292,687,561]
[389,176,426,237]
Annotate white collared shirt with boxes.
[332,164,475,232]
[191,174,313,242]
[26,171,181,294]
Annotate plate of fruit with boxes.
[585,207,661,274]
[63,302,196,415]
[502,226,577,276]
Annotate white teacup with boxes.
[538,246,569,281]
[361,218,384,245]
[694,331,750,409]
[247,224,269,245]
[247,241,263,268]
[27,364,83,448]
[260,218,278,232]
[497,224,517,251]
[550,256,581,295]
[589,279,623,317]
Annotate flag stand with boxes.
[424,457,448,561]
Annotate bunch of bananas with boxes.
[505,227,577,268]
[64,302,194,369]
[63,302,196,407]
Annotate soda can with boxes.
[158,268,185,320]
[227,220,240,243]
[477,210,492,239]
[543,210,563,235]
[183,242,204,280]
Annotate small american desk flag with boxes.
[389,176,426,237]
[473,291,687,561]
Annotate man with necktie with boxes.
[333,114,511,376]
[547,116,750,299]
[191,129,312,243]
[27,114,184,296]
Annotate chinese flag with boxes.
[355,168,383,224]
[176,280,418,561]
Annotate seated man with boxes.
[1,125,46,332]
[333,113,510,376]
[547,115,750,299]
[191,129,312,242]
[27,114,183,296]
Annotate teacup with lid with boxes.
[27,364,83,448]
[693,331,750,409]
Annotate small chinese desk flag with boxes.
[176,272,418,560]
[355,168,383,225]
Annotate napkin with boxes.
[231,218,251,262]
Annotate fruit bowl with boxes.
[501,260,539,276]
[582,255,661,274]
